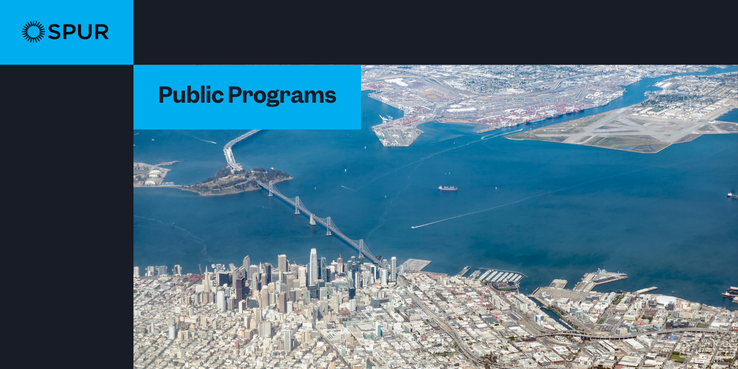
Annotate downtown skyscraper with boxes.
[309,248,317,285]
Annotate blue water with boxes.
[134,67,738,310]
[716,108,738,123]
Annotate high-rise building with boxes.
[260,288,269,309]
[243,255,250,277]
[216,290,225,312]
[283,329,292,352]
[173,265,182,276]
[278,254,287,273]
[278,292,287,313]
[390,257,397,282]
[134,266,140,278]
[309,248,318,285]
[336,255,343,274]
[235,277,244,301]
[288,288,297,302]
[351,261,359,280]
[251,273,259,295]
[312,305,320,327]
[203,270,211,294]
[262,263,273,284]
[285,274,296,290]
[298,266,307,287]
[308,284,319,300]
[217,272,229,287]
[249,265,258,281]
[259,321,271,338]
[319,257,327,282]
[381,268,388,286]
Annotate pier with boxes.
[400,259,431,273]
[456,266,471,277]
[635,286,658,295]
[223,130,260,171]
[257,180,380,264]
[573,269,627,292]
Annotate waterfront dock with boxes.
[573,269,627,292]
[455,266,471,277]
[400,259,431,273]
[635,286,658,295]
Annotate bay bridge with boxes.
[223,130,261,171]
[257,180,381,264]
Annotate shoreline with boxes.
[178,176,292,196]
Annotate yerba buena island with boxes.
[134,65,738,369]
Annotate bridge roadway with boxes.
[256,180,380,264]
[223,130,261,171]
[534,327,719,340]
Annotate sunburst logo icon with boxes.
[22,21,45,43]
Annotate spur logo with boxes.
[22,21,45,43]
[22,21,109,43]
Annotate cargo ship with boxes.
[438,186,458,191]
[728,192,738,199]
[722,286,738,298]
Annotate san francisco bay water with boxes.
[134,67,738,309]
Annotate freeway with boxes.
[533,327,720,340]
[398,276,516,368]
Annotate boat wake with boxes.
[412,166,651,229]
[341,185,357,192]
[134,215,214,262]
[481,129,523,140]
[183,133,217,144]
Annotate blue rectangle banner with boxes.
[134,65,361,130]
[0,0,133,65]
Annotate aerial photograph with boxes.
[134,65,738,369]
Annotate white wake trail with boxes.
[411,166,651,229]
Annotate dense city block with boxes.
[134,253,738,369]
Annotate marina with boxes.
[466,267,528,287]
